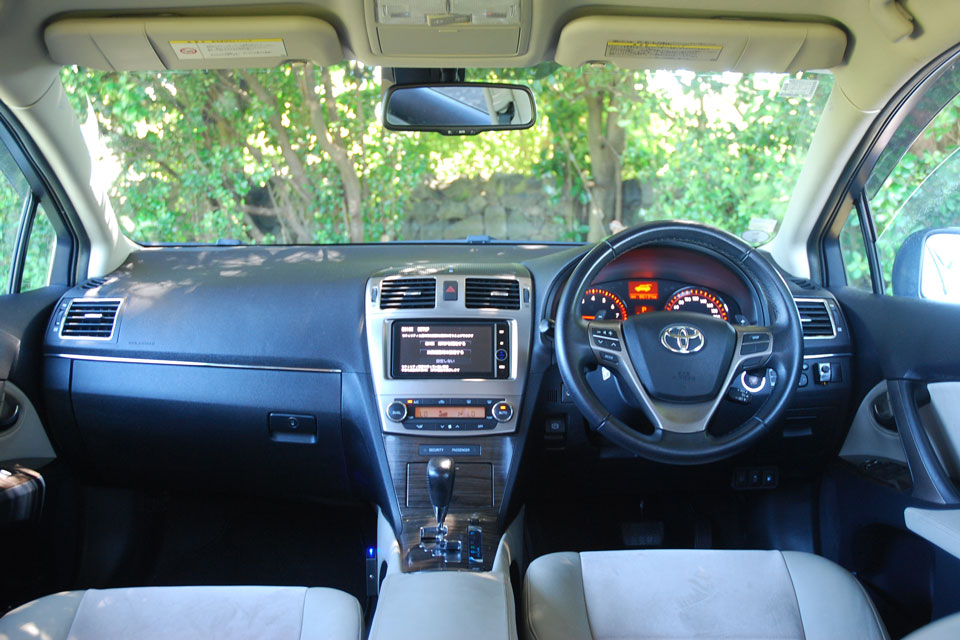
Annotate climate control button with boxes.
[492,401,514,422]
[386,401,408,422]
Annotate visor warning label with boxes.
[170,39,287,60]
[604,41,722,62]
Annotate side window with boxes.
[867,87,960,302]
[22,204,56,291]
[839,208,873,291]
[0,144,29,292]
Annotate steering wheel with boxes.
[555,222,803,465]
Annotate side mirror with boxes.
[892,228,960,302]
[382,82,536,135]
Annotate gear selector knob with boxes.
[426,457,455,527]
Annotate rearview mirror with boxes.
[382,82,536,135]
[893,228,960,303]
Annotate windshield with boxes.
[61,64,832,245]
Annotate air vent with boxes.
[796,298,835,338]
[465,278,520,310]
[380,278,436,309]
[60,298,122,340]
[78,277,107,290]
[790,277,818,291]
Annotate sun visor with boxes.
[44,16,343,71]
[555,16,847,73]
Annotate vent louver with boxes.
[465,278,520,310]
[796,299,835,338]
[60,299,122,340]
[78,277,108,290]
[379,278,436,309]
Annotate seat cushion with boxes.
[523,550,889,640]
[0,586,362,640]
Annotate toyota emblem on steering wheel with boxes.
[660,324,705,354]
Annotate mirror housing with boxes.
[382,82,536,135]
[893,228,960,303]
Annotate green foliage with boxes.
[868,90,960,293]
[60,63,832,246]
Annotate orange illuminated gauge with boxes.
[664,287,729,321]
[580,288,628,321]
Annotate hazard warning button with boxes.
[442,280,458,301]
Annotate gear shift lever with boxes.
[427,456,455,529]
[420,457,461,559]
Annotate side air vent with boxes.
[796,298,836,338]
[380,278,436,309]
[790,277,818,291]
[60,298,122,340]
[465,278,520,310]
[78,276,108,290]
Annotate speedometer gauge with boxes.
[580,289,627,321]
[664,287,729,321]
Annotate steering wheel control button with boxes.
[386,402,408,422]
[599,352,620,365]
[492,402,514,422]
[593,336,621,351]
[739,332,771,355]
[727,387,752,404]
[442,280,458,301]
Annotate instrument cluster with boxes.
[580,279,745,324]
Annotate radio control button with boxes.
[386,402,408,422]
[493,402,514,422]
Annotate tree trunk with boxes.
[584,85,626,241]
[298,64,365,243]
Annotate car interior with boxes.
[1,1,960,639]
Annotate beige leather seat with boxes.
[523,550,889,640]
[0,586,362,640]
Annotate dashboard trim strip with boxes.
[802,353,851,359]
[48,353,341,374]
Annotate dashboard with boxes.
[37,240,853,543]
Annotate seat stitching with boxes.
[353,593,364,640]
[578,553,597,640]
[64,590,90,640]
[777,552,808,640]
[853,577,890,640]
[523,565,540,640]
[297,587,308,640]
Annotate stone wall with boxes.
[399,173,651,241]
[400,174,571,241]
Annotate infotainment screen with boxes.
[391,322,495,379]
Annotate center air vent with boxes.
[465,278,520,310]
[60,298,122,340]
[796,298,835,338]
[380,278,436,309]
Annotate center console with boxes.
[365,264,533,572]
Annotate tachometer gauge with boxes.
[580,288,627,321]
[664,287,729,321]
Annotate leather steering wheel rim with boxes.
[555,221,803,465]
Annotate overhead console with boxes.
[365,265,533,437]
